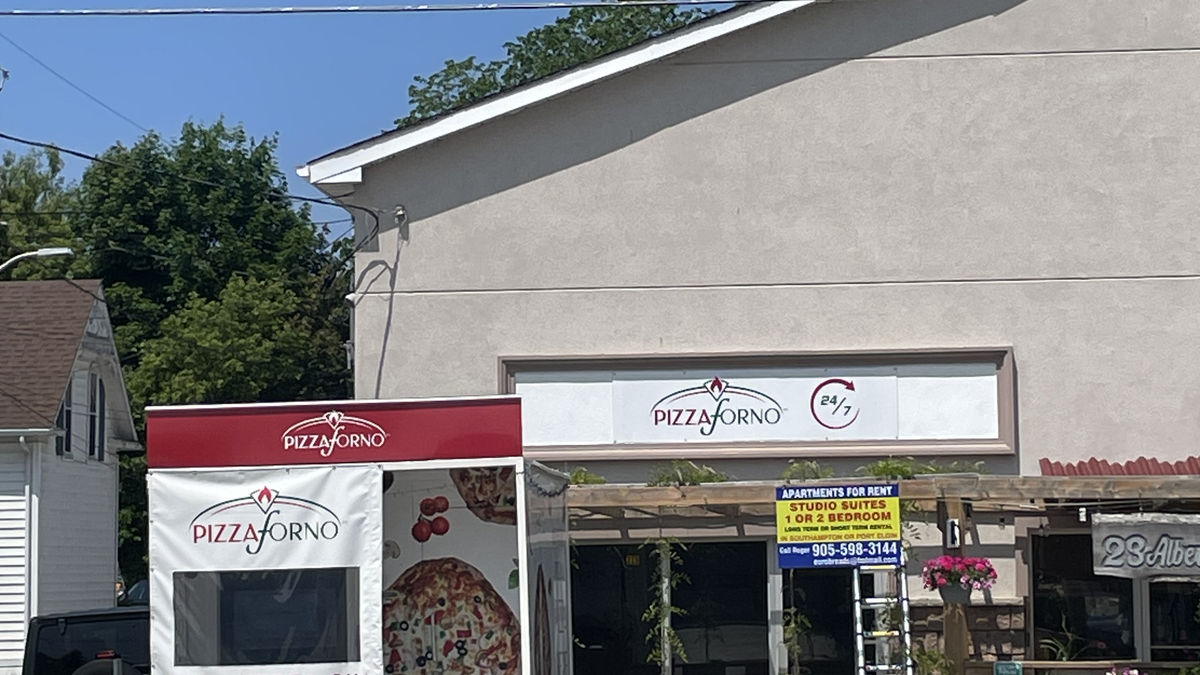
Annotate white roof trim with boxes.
[301,0,814,186]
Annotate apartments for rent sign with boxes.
[776,483,902,568]
[515,364,1001,446]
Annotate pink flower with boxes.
[937,577,947,587]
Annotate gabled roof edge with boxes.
[299,0,815,186]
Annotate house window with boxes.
[88,373,105,460]
[1032,533,1135,660]
[56,384,73,457]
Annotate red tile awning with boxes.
[1040,456,1200,476]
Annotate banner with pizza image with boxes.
[381,463,523,675]
[149,464,383,675]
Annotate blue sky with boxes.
[0,0,568,226]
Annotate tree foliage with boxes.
[0,148,76,279]
[399,5,710,126]
[3,122,352,584]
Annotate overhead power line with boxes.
[0,31,148,132]
[0,0,746,17]
[0,130,381,261]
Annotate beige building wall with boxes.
[339,0,1200,480]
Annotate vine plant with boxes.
[643,539,689,672]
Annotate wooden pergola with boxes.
[567,474,1200,514]
[565,475,1200,674]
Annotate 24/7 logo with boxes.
[651,377,783,436]
[190,486,341,555]
[810,378,859,429]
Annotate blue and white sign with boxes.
[776,483,902,568]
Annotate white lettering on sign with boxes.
[1100,534,1200,570]
[281,410,388,457]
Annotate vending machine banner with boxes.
[149,464,382,675]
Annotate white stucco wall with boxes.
[335,0,1200,479]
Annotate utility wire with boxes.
[0,130,381,261]
[0,31,148,132]
[0,0,749,16]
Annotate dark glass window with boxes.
[572,544,656,675]
[672,542,769,674]
[173,567,359,666]
[1150,581,1200,661]
[571,542,769,675]
[1033,534,1134,660]
[32,612,149,674]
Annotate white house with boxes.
[0,279,139,671]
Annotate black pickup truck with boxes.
[22,605,149,675]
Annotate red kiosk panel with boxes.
[146,397,523,468]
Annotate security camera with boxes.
[393,205,408,227]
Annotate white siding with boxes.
[37,444,118,615]
[0,447,29,668]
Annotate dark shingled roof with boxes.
[0,279,102,430]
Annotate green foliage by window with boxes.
[647,459,729,486]
[781,459,834,481]
[569,467,608,485]
[910,644,954,675]
[399,4,711,126]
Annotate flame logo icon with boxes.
[253,486,277,513]
[322,411,345,429]
[704,377,727,399]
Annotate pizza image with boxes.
[450,467,517,525]
[384,558,520,675]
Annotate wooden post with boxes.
[659,540,672,675]
[942,497,969,675]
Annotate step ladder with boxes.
[852,562,913,675]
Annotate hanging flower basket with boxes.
[937,584,972,604]
[921,555,997,604]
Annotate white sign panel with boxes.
[149,464,382,675]
[516,363,999,446]
[1094,513,1200,579]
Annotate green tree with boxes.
[76,120,330,366]
[68,121,351,583]
[0,148,77,279]
[399,4,710,126]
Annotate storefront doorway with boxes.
[783,568,854,675]
[572,542,770,675]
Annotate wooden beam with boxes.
[567,476,1200,511]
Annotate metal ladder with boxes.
[852,562,914,675]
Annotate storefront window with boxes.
[1033,534,1135,660]
[572,544,656,675]
[1150,581,1200,661]
[672,542,769,675]
[572,542,769,675]
[785,568,853,675]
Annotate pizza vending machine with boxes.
[146,397,573,675]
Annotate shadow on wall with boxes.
[363,0,1028,237]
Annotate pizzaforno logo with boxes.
[651,377,784,436]
[281,410,388,457]
[190,486,341,555]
